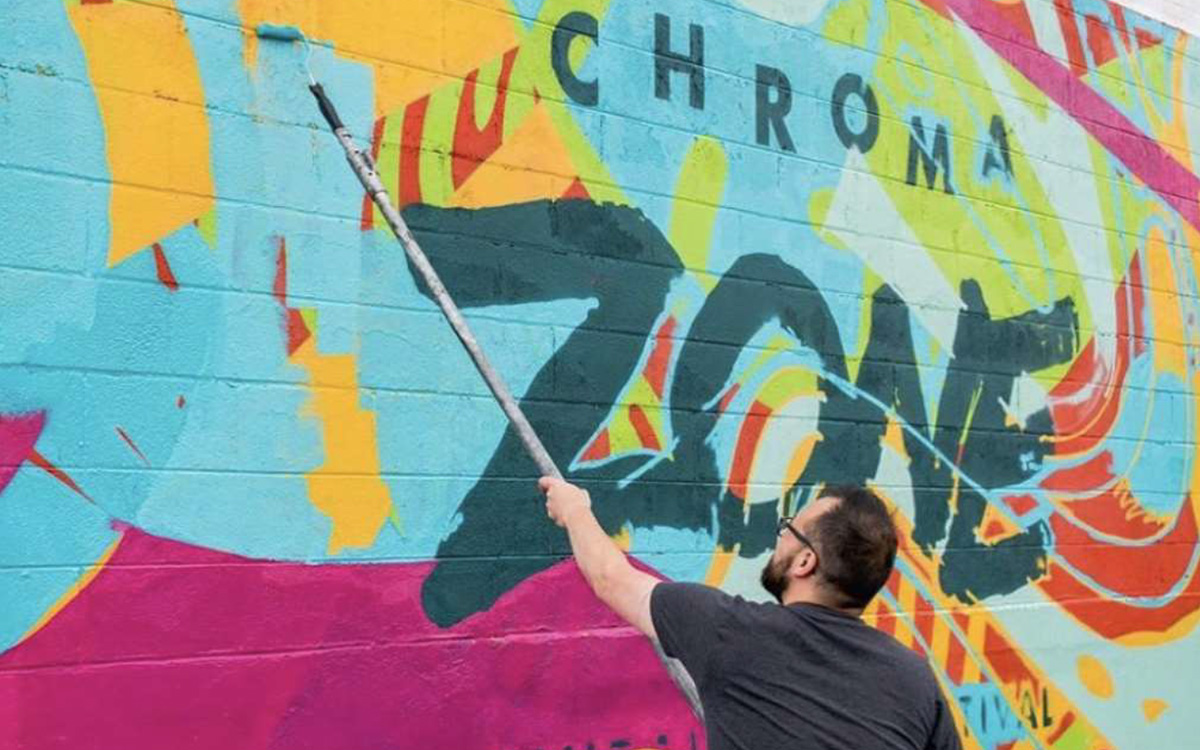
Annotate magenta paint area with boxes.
[0,411,46,496]
[0,528,701,750]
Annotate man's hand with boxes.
[539,477,592,528]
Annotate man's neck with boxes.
[781,589,863,618]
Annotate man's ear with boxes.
[789,548,818,579]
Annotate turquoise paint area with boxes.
[0,0,123,653]
[953,683,1029,750]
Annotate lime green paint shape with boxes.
[823,0,870,50]
[196,206,218,249]
[808,188,847,251]
[670,136,729,289]
[417,83,462,206]
[1050,719,1094,750]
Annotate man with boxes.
[539,477,963,750]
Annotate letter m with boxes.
[906,116,954,194]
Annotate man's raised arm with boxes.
[539,477,661,638]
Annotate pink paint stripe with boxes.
[936,0,1200,231]
[0,412,46,496]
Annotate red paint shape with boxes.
[176,395,186,409]
[1038,545,1200,639]
[272,238,312,356]
[935,0,1200,231]
[152,243,178,292]
[993,0,1036,44]
[1003,494,1039,516]
[727,400,772,500]
[1049,254,1140,454]
[1039,451,1113,491]
[645,317,678,399]
[886,569,902,598]
[1046,711,1075,744]
[286,309,311,356]
[1130,252,1147,354]
[1085,14,1118,71]
[580,429,611,462]
[920,0,952,19]
[1054,0,1089,75]
[1108,2,1131,50]
[561,177,591,200]
[946,637,966,685]
[272,237,289,306]
[28,449,91,502]
[628,404,661,452]
[451,48,519,190]
[914,594,936,646]
[399,96,430,208]
[1049,495,1196,599]
[1065,486,1166,540]
[360,117,386,230]
[951,611,970,633]
[875,599,898,637]
[1135,27,1163,50]
[981,624,1030,686]
[716,384,740,415]
[0,528,700,750]
[982,518,1009,540]
[115,427,150,466]
[0,412,46,496]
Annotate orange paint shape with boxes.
[67,0,214,267]
[291,337,394,555]
[448,102,582,208]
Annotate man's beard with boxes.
[760,551,793,603]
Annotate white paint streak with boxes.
[826,149,964,354]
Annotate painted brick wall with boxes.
[1,1,1197,748]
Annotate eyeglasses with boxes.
[776,515,816,552]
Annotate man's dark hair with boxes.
[809,484,898,608]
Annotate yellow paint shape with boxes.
[18,534,123,647]
[880,416,907,460]
[669,137,729,290]
[961,609,986,683]
[704,544,738,586]
[449,103,581,208]
[611,526,632,552]
[1143,698,1169,722]
[782,434,820,500]
[291,337,393,555]
[67,0,214,267]
[1145,227,1187,378]
[241,0,519,117]
[1077,655,1114,700]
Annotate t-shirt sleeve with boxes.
[650,582,736,685]
[925,689,964,750]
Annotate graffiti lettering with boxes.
[653,13,705,110]
[552,11,600,107]
[755,64,795,152]
[830,72,880,153]
[906,116,954,193]
[982,114,1013,178]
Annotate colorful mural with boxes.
[1,0,1198,747]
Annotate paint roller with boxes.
[255,23,705,722]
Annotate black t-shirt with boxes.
[650,582,963,750]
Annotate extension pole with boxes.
[306,82,704,723]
